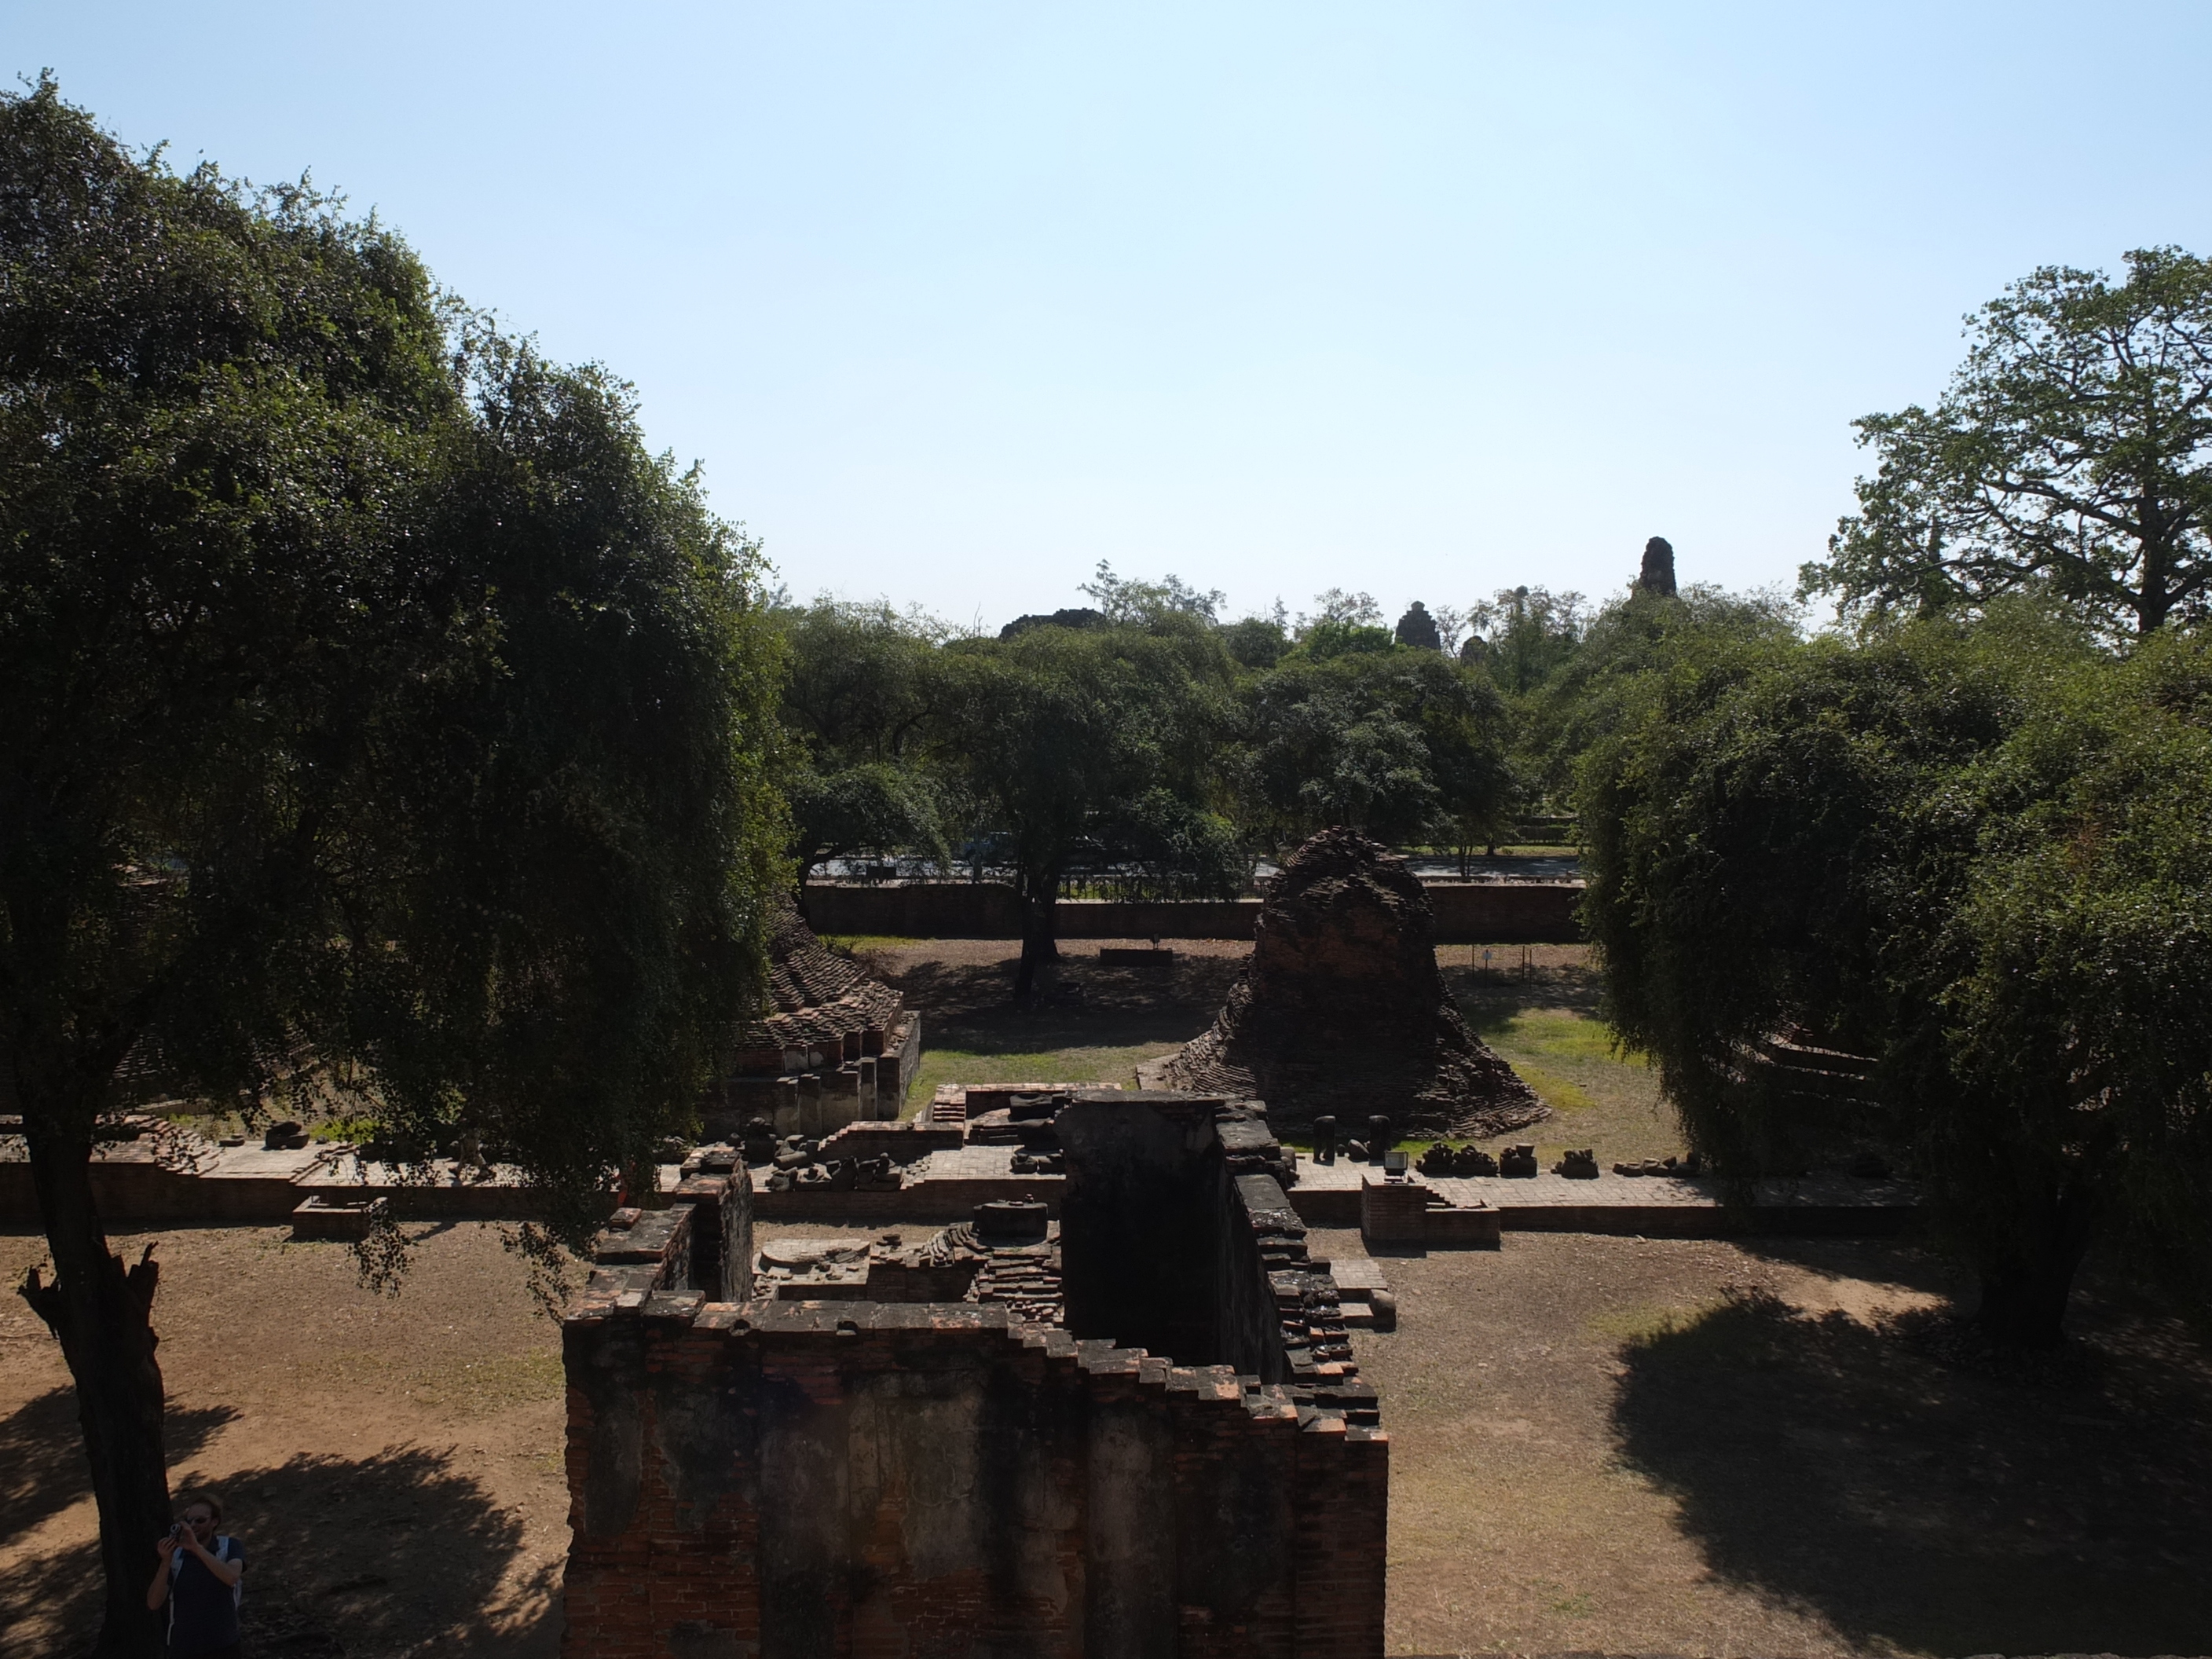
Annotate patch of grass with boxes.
[402,1353,566,1415]
[1514,1064,1597,1112]
[901,1042,1180,1114]
[1452,998,1682,1165]
[1478,1009,1646,1067]
[818,933,921,954]
[1586,1298,1727,1345]
[294,1348,566,1416]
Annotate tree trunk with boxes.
[1973,1177,2096,1350]
[1013,876,1060,1005]
[2137,486,2174,634]
[19,1094,172,1658]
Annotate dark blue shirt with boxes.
[167,1536,242,1657]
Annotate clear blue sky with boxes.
[13,3,2212,632]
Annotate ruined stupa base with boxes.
[1153,826,1548,1141]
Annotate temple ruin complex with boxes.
[559,1091,1387,1657]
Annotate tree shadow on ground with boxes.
[1610,1276,2212,1656]
[1,1437,556,1659]
[1730,1235,1968,1303]
[0,1386,238,1555]
[1442,961,1604,1024]
[878,953,1243,1058]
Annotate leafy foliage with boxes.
[786,763,946,884]
[1237,650,1511,849]
[1464,585,1590,695]
[1077,559,1225,628]
[1516,583,1800,809]
[1580,602,2212,1342]
[1221,614,1290,669]
[775,599,948,881]
[1292,617,1396,661]
[0,78,787,1648]
[937,621,1239,997]
[1807,248,2212,637]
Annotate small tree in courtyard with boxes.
[938,620,1239,1002]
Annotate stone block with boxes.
[290,1196,375,1241]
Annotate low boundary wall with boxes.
[803,881,1584,944]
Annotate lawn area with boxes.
[904,1039,1177,1104]
[0,1224,567,1658]
[1455,995,1686,1165]
[857,938,1249,1117]
[1342,1227,2212,1657]
[862,938,1686,1168]
[12,1218,2193,1657]
[13,936,2209,1659]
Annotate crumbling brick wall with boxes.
[1059,1091,1342,1390]
[559,1298,1386,1658]
[560,1092,1385,1657]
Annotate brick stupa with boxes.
[1155,827,1547,1140]
[702,900,920,1137]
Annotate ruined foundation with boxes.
[1155,827,1547,1141]
[703,901,923,1141]
[558,1092,1388,1658]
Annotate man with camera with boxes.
[147,1493,244,1658]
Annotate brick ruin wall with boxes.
[587,1147,755,1306]
[702,903,924,1142]
[559,1093,1387,1658]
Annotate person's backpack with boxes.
[167,1533,244,1620]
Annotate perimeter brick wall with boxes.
[800,881,1584,943]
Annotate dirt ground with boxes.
[1328,1229,2212,1657]
[0,1224,567,1659]
[6,941,2211,1657]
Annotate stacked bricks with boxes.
[559,1089,1387,1656]
[1358,1174,1501,1249]
[586,1204,694,1301]
[671,1145,752,1302]
[707,901,923,1138]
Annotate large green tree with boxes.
[1514,582,1800,810]
[775,599,947,889]
[0,84,782,1653]
[1238,646,1514,852]
[1807,248,2212,638]
[939,619,1239,1001]
[1580,603,2212,1346]
[1462,584,1588,696]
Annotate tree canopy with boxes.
[936,621,1240,999]
[1463,585,1589,696]
[766,578,1522,896]
[1236,649,1511,851]
[1807,248,2212,638]
[775,599,947,886]
[1579,602,2212,1346]
[1,81,784,1652]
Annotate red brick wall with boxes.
[799,881,1584,944]
[559,1298,1387,1658]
